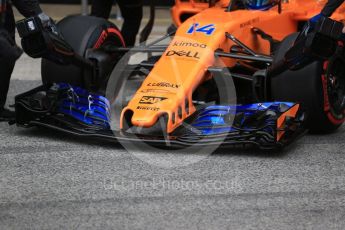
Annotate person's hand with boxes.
[37,12,59,36]
[301,13,325,36]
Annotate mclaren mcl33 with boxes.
[13,0,345,149]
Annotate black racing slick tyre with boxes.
[41,15,125,87]
[271,33,345,133]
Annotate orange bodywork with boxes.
[121,0,345,134]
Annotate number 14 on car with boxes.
[187,23,216,35]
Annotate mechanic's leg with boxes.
[117,0,143,46]
[0,59,16,119]
[91,0,114,19]
[0,4,21,120]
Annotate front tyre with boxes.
[271,33,345,132]
[42,15,125,88]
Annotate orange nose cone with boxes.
[130,109,160,128]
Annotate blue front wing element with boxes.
[52,83,111,129]
[189,102,296,136]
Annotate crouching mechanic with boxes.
[0,0,55,121]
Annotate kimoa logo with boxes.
[172,41,207,48]
[147,82,180,89]
[139,96,168,104]
[166,50,201,59]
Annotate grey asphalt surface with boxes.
[1,80,345,230]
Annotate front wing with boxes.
[14,84,306,150]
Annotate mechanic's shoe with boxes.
[0,108,15,122]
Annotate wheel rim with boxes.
[326,57,345,118]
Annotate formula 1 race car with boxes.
[13,0,345,149]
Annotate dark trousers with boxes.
[0,0,41,109]
[0,4,16,109]
[91,0,143,47]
